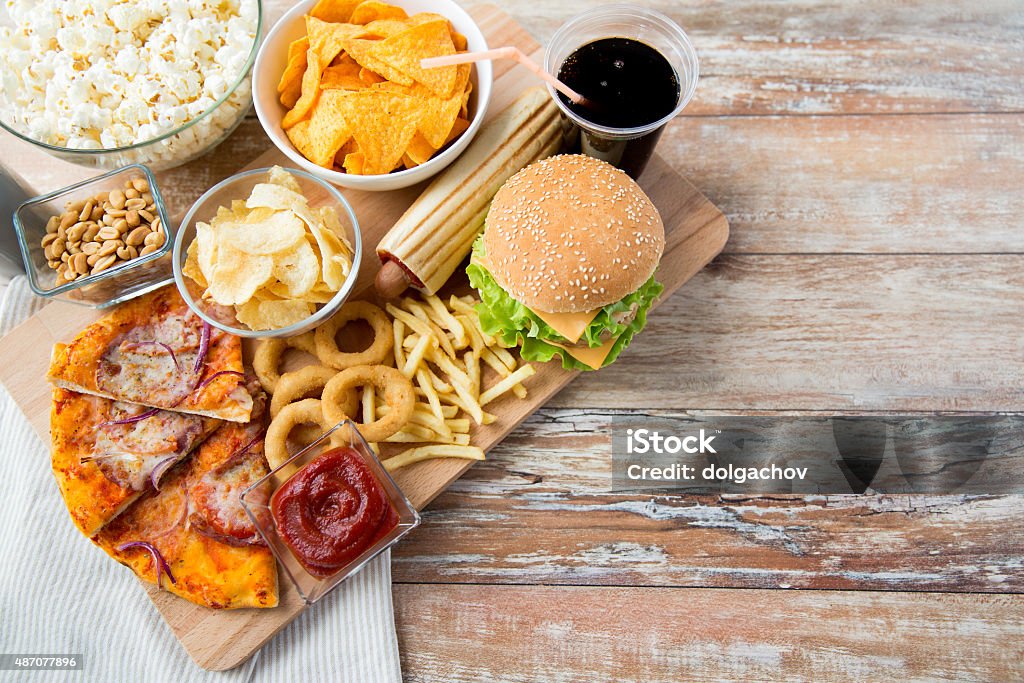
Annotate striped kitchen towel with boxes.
[0,276,402,683]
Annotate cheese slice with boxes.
[474,253,601,344]
[547,338,617,370]
[532,308,601,344]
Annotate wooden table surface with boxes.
[3,0,1022,680]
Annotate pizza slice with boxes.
[47,284,252,423]
[93,386,278,609]
[51,388,221,537]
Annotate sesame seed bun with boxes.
[481,154,665,313]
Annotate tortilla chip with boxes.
[309,0,361,23]
[320,62,366,90]
[306,15,359,66]
[349,0,408,24]
[460,80,472,119]
[333,91,422,174]
[344,38,414,86]
[282,49,324,130]
[286,93,354,168]
[359,67,386,86]
[405,132,436,166]
[331,52,359,67]
[357,18,412,39]
[445,116,470,144]
[343,151,365,175]
[371,19,456,97]
[451,30,467,52]
[278,36,309,94]
[414,63,470,148]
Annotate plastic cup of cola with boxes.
[543,5,699,178]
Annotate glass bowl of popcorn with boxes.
[0,0,263,171]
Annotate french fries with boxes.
[381,291,534,471]
[383,445,486,473]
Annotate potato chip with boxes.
[371,19,456,97]
[271,238,320,297]
[269,166,303,194]
[195,221,219,280]
[289,198,352,290]
[244,207,278,224]
[183,239,207,288]
[267,278,338,304]
[236,299,315,331]
[309,0,361,23]
[253,287,286,301]
[282,50,324,130]
[318,205,354,253]
[208,244,274,306]
[246,182,304,212]
[217,212,306,255]
[349,0,408,24]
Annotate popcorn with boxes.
[0,0,258,169]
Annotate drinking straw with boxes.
[421,47,587,105]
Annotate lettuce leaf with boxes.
[466,238,663,371]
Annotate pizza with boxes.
[51,387,221,536]
[47,284,252,423]
[92,387,278,609]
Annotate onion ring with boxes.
[264,399,332,470]
[322,365,414,442]
[270,365,356,420]
[314,301,394,370]
[253,333,320,394]
[289,331,318,356]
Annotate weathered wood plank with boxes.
[547,255,1024,411]
[495,0,1024,115]
[665,114,1024,253]
[391,409,1024,592]
[394,584,1024,682]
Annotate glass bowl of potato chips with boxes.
[172,166,362,337]
[253,0,493,191]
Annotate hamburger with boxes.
[467,154,665,371]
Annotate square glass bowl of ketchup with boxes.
[241,420,419,604]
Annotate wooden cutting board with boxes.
[0,4,728,671]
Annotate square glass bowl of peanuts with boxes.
[14,163,174,308]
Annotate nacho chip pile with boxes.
[183,167,354,330]
[279,0,473,175]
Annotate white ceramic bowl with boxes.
[253,0,492,191]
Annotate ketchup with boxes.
[271,447,398,579]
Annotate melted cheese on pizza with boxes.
[50,389,219,536]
